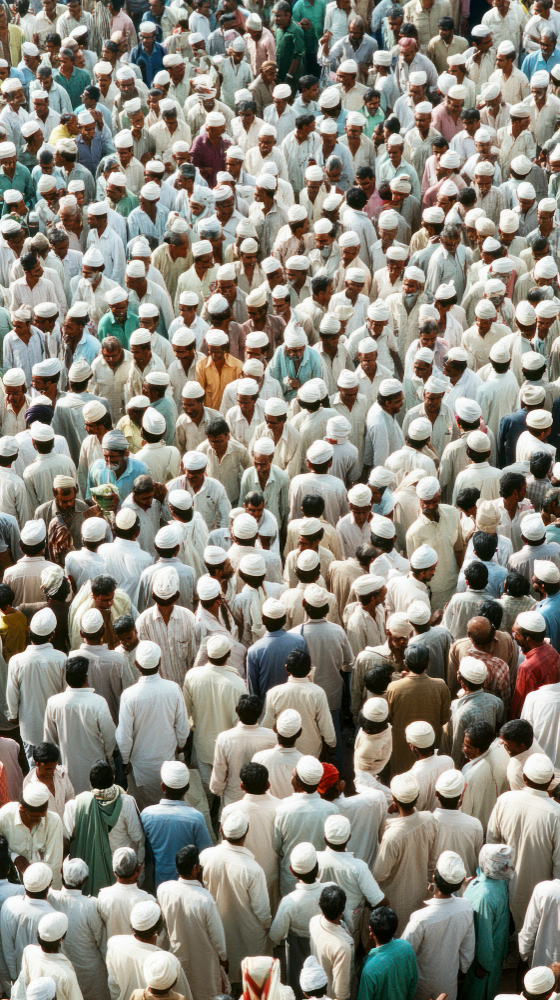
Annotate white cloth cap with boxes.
[408,417,432,442]
[524,969,556,996]
[262,598,286,620]
[523,753,554,784]
[526,410,552,431]
[437,850,466,884]
[435,769,465,797]
[304,584,329,609]
[222,810,248,839]
[459,656,488,685]
[161,760,189,789]
[370,516,396,540]
[38,912,68,942]
[390,773,419,803]
[143,954,181,992]
[23,862,52,891]
[405,721,435,748]
[297,550,320,572]
[277,709,302,737]
[533,560,560,584]
[467,430,491,453]
[135,640,161,670]
[406,600,431,625]
[21,520,47,545]
[131,901,161,931]
[516,609,547,632]
[409,543,438,569]
[362,697,388,722]
[296,756,324,785]
[80,608,104,635]
[207,634,233,658]
[416,477,440,500]
[152,567,180,601]
[324,814,351,844]
[197,578,221,602]
[291,843,318,875]
[233,513,258,540]
[26,980,56,1000]
[353,574,385,596]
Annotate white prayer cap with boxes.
[207,634,233,659]
[539,198,557,213]
[337,370,359,391]
[143,408,167,437]
[373,50,392,65]
[27,980,56,1000]
[182,381,205,399]
[183,451,208,471]
[131,901,161,932]
[455,397,481,421]
[298,518,323,538]
[324,814,351,845]
[284,327,307,349]
[378,378,402,396]
[416,477,440,500]
[261,257,282,276]
[536,300,560,319]
[23,862,52,891]
[115,508,137,533]
[385,247,407,262]
[406,600,431,625]
[37,175,57,194]
[362,698,388,722]
[415,348,434,364]
[80,609,104,635]
[448,84,466,100]
[197,577,221,602]
[437,851,466,884]
[386,613,413,637]
[79,516,106,545]
[482,236,500,253]
[404,265,425,283]
[371,515,396,540]
[161,760,189,789]
[307,440,333,465]
[265,398,287,416]
[239,553,266,576]
[115,129,135,150]
[526,410,552,431]
[172,328,196,347]
[83,246,105,268]
[319,86,341,108]
[474,160,494,178]
[297,550,320,572]
[497,38,516,54]
[126,396,150,412]
[475,299,497,320]
[69,359,92,383]
[299,382,321,404]
[222,810,248,839]
[291,843,318,875]
[21,520,46,545]
[358,337,377,355]
[339,231,360,247]
[243,360,264,379]
[533,560,560,584]
[155,525,182,551]
[390,772,419,803]
[255,173,276,193]
[409,543,438,569]
[105,286,128,307]
[439,179,458,197]
[534,256,558,278]
[378,209,399,231]
[386,134,404,149]
[522,385,546,405]
[510,102,531,118]
[262,598,286,620]
[233,513,258,540]
[511,154,532,174]
[306,165,324,182]
[296,756,324,786]
[83,400,107,425]
[531,69,550,89]
[390,175,411,194]
[523,753,554,784]
[485,279,506,298]
[62,857,88,887]
[277,709,303,737]
[517,182,536,201]
[152,567,180,601]
[476,217,496,236]
[353,574,385,597]
[516,609,547,632]
[253,437,275,457]
[348,484,373,508]
[480,82,500,100]
[405,721,435,748]
[135,640,161,670]
[304,584,329,609]
[467,430,491,453]
[38,912,68,942]
[423,207,445,223]
[499,210,519,233]
[435,769,465,797]
[524,969,556,997]
[22,782,50,807]
[144,954,182,992]
[408,417,432,442]
[522,349,546,373]
[459,656,488,685]
[0,435,18,457]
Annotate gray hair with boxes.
[442,222,461,238]
[348,15,365,27]
[113,847,138,878]
[325,155,343,171]
[541,26,557,40]
[419,319,437,334]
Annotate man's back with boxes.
[183,663,246,765]
[274,792,339,894]
[141,799,212,886]
[97,881,151,939]
[156,877,226,999]
[246,629,307,700]
[288,618,353,711]
[1,894,54,980]
[7,644,66,746]
[44,687,116,795]
[387,673,450,773]
[357,937,417,1000]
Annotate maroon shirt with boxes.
[190,133,232,187]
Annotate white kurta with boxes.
[44,688,117,795]
[487,787,560,929]
[1,896,54,981]
[519,878,560,967]
[522,684,560,769]
[409,753,455,812]
[251,745,304,800]
[309,914,353,1000]
[199,842,271,983]
[6,643,66,746]
[0,802,63,890]
[16,945,83,1000]
[221,792,280,901]
[96,881,152,939]
[317,848,384,932]
[106,937,192,1000]
[47,887,107,1000]
[373,811,438,935]
[432,807,484,878]
[261,676,336,758]
[273,792,339,896]
[401,896,475,1000]
[210,722,278,808]
[183,662,246,767]
[156,878,226,1000]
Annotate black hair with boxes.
[311,275,332,295]
[66,655,89,688]
[504,571,531,598]
[236,693,263,725]
[319,884,346,920]
[89,759,113,788]
[345,186,368,211]
[33,742,60,764]
[176,845,199,877]
[91,575,117,597]
[364,664,392,694]
[472,530,498,561]
[301,494,324,517]
[295,113,315,129]
[369,906,398,943]
[500,718,533,746]
[477,598,503,629]
[21,252,38,272]
[465,720,495,751]
[500,471,526,499]
[404,644,428,674]
[530,450,553,479]
[113,615,136,635]
[239,761,268,794]
[455,487,480,513]
[299,75,318,90]
[207,417,229,437]
[0,584,14,610]
[285,648,311,677]
[464,561,489,590]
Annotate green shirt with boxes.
[97,309,140,349]
[112,190,140,218]
[0,163,35,208]
[363,106,384,139]
[274,20,306,81]
[292,0,326,52]
[357,940,417,1000]
[53,66,92,109]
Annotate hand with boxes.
[92,109,103,128]
[288,377,301,389]
[472,48,482,63]
[14,856,29,874]
[153,482,167,502]
[33,32,39,45]
[429,609,443,626]
[83,502,104,519]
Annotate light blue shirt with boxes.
[268,344,323,402]
[457,558,507,599]
[141,798,212,887]
[86,455,149,500]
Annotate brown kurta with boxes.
[386,673,451,774]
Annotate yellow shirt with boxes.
[195,354,243,410]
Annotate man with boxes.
[87,429,148,501]
[140,761,211,888]
[274,755,339,895]
[386,643,450,774]
[357,907,418,1000]
[1,862,55,982]
[406,476,464,610]
[247,599,307,700]
[272,1,305,85]
[309,885,353,1000]
[116,640,190,810]
[511,610,560,717]
[0,787,62,890]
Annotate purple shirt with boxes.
[190,133,232,187]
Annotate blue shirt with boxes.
[497,408,527,468]
[522,47,560,77]
[268,345,322,402]
[535,591,560,653]
[130,40,167,87]
[86,455,149,500]
[458,558,507,599]
[141,798,213,887]
[72,330,102,366]
[246,628,308,700]
[357,939,417,1000]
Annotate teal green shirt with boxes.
[274,20,306,81]
[463,872,510,1000]
[112,190,139,218]
[292,0,326,52]
[357,940,417,1000]
[53,66,92,109]
[363,106,384,139]
[151,394,178,447]
[97,309,140,349]
[0,163,35,208]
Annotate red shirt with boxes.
[510,641,560,718]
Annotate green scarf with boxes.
[70,788,124,896]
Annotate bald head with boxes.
[467,615,494,646]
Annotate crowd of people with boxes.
[0,0,560,999]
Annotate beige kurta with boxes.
[432,807,484,878]
[200,842,271,983]
[261,675,337,758]
[210,722,278,808]
[107,937,192,1000]
[406,505,463,609]
[309,915,353,1000]
[373,810,438,935]
[156,878,226,1000]
[97,881,151,939]
[487,787,560,929]
[221,793,280,904]
[16,945,82,1000]
[183,663,247,767]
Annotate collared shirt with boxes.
[136,604,198,687]
[195,353,244,410]
[141,799,212,886]
[511,642,560,718]
[97,312,139,351]
[53,66,91,110]
[129,40,166,87]
[247,629,308,700]
[274,19,305,80]
[86,455,149,501]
